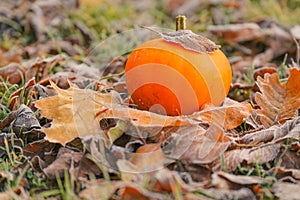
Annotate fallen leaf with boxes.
[0,192,11,200]
[165,123,232,164]
[79,180,120,200]
[153,168,187,192]
[116,144,165,183]
[0,49,22,67]
[241,116,300,144]
[208,23,263,43]
[213,143,281,172]
[190,98,252,130]
[129,143,165,173]
[0,63,24,84]
[79,179,167,200]
[214,171,263,186]
[269,167,300,181]
[0,133,23,158]
[272,182,300,200]
[291,25,300,40]
[280,149,300,170]
[9,78,36,110]
[35,81,112,145]
[255,68,300,127]
[202,188,256,200]
[43,147,101,179]
[35,81,196,145]
[0,104,40,136]
[25,54,67,83]
[118,185,166,200]
[23,140,60,171]
[142,26,220,54]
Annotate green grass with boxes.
[246,0,300,25]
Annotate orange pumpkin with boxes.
[125,17,232,116]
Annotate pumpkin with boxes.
[125,16,232,116]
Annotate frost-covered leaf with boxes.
[191,98,252,130]
[241,116,300,144]
[272,182,300,200]
[255,68,300,127]
[165,123,232,164]
[213,143,281,172]
[143,26,220,54]
[35,81,195,145]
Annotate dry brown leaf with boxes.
[208,23,263,43]
[142,26,220,54]
[0,192,11,200]
[214,171,263,186]
[79,179,167,200]
[118,185,166,200]
[269,167,300,181]
[79,179,119,200]
[43,147,101,179]
[272,182,300,200]
[116,144,165,184]
[190,98,252,130]
[0,63,24,84]
[129,144,165,173]
[291,25,300,40]
[161,30,220,54]
[241,116,300,144]
[255,68,300,127]
[165,123,232,164]
[213,143,281,172]
[202,188,256,200]
[35,82,107,145]
[35,82,196,145]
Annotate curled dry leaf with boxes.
[165,123,232,164]
[208,23,263,43]
[129,143,165,173]
[116,144,165,184]
[213,143,281,172]
[269,167,300,181]
[272,182,300,200]
[255,68,300,127]
[161,30,220,54]
[190,98,252,130]
[9,78,36,110]
[43,147,101,179]
[23,140,60,172]
[241,116,300,144]
[0,104,40,135]
[202,188,256,200]
[80,180,166,200]
[0,63,25,84]
[214,171,263,186]
[142,26,220,54]
[79,180,120,200]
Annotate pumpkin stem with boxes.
[176,15,186,31]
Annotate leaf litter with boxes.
[0,0,300,199]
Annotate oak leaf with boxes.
[255,68,300,127]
